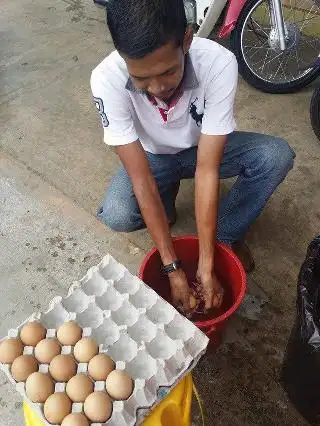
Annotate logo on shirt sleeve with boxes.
[190,97,204,127]
[93,97,109,128]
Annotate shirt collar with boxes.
[125,53,199,93]
[183,53,199,90]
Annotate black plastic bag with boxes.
[282,235,320,424]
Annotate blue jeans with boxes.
[98,131,295,244]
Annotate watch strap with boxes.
[161,260,182,275]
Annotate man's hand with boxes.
[196,270,224,311]
[169,269,191,314]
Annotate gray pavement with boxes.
[1,0,320,425]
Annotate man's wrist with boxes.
[198,255,214,272]
[159,245,178,266]
[198,256,215,283]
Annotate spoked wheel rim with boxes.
[240,0,320,84]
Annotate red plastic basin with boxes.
[138,236,247,348]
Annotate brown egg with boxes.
[190,293,199,310]
[49,354,77,382]
[84,391,112,423]
[189,294,198,310]
[57,321,82,346]
[35,338,61,364]
[26,372,54,403]
[73,338,98,363]
[0,338,24,364]
[44,392,72,425]
[61,413,89,426]
[105,370,134,400]
[11,355,38,382]
[66,374,94,402]
[20,322,46,346]
[88,354,115,381]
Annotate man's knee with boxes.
[257,137,295,178]
[97,200,141,233]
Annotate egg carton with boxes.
[0,254,209,425]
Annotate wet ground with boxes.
[1,0,320,425]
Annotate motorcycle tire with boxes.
[310,88,320,141]
[230,0,320,94]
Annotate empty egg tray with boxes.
[0,254,209,425]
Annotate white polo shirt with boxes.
[90,37,238,155]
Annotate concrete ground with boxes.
[1,0,319,425]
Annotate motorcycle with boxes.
[310,59,320,141]
[185,0,320,93]
[310,88,320,140]
[94,0,320,94]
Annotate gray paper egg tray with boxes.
[0,254,209,425]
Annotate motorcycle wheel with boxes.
[230,0,320,93]
[310,88,320,141]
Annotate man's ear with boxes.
[183,25,194,54]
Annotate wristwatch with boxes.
[161,260,182,275]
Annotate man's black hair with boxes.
[107,0,187,59]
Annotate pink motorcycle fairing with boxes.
[218,0,247,37]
